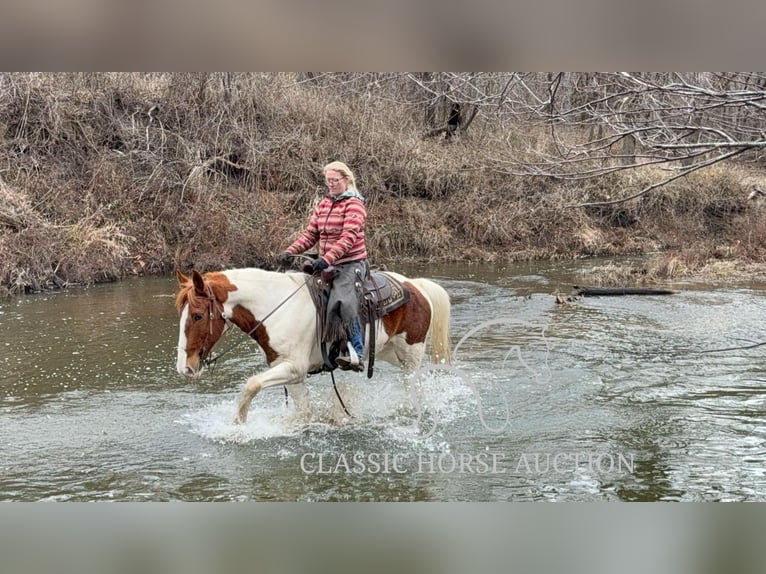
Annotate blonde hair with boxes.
[323,161,356,188]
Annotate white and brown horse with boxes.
[175,267,452,423]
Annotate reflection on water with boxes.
[2,261,766,501]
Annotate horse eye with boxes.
[192,313,203,321]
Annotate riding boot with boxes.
[337,321,364,371]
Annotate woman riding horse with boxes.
[277,161,367,371]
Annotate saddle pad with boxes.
[365,271,409,316]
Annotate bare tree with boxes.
[211,72,766,205]
[291,72,522,140]
[491,72,766,206]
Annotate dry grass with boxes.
[0,180,44,231]
[585,246,766,288]
[1,72,765,295]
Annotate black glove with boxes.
[312,257,329,273]
[276,252,292,266]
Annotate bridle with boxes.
[197,282,227,365]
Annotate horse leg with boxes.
[235,362,303,424]
[381,337,429,416]
[393,338,427,375]
[286,382,310,418]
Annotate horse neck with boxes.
[222,268,308,317]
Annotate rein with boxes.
[202,279,308,368]
[330,369,352,418]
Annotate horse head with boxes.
[175,269,230,377]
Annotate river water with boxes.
[2,260,765,501]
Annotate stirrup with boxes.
[336,345,363,371]
[338,360,364,372]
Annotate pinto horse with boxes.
[175,267,452,424]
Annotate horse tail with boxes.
[411,278,452,365]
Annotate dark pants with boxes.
[327,259,367,355]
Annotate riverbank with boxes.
[1,73,765,296]
[3,174,764,296]
[586,257,766,287]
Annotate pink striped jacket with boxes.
[286,192,367,265]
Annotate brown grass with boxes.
[1,72,765,295]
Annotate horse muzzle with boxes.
[177,355,205,378]
[181,365,202,378]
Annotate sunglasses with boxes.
[325,177,345,185]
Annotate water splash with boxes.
[176,368,476,446]
[176,399,302,443]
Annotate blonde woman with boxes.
[277,161,368,370]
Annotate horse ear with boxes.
[191,269,207,295]
[176,270,189,285]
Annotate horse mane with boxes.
[175,280,198,314]
[176,270,239,314]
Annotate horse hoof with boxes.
[233,415,246,425]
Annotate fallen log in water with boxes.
[573,285,676,296]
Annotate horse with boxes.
[175,267,452,424]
